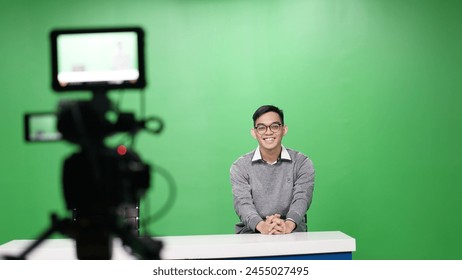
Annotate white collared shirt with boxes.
[252,145,292,164]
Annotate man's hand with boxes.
[284,219,296,234]
[256,214,291,235]
[256,220,275,234]
[266,214,286,234]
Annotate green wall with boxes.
[1,0,461,259]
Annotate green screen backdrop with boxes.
[1,0,461,259]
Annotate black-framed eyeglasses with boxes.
[254,122,283,135]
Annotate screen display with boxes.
[24,113,62,142]
[51,28,145,92]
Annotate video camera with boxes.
[17,27,164,259]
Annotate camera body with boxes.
[58,96,150,214]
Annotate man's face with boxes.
[251,111,287,152]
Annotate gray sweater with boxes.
[230,148,315,233]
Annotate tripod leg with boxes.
[114,222,163,260]
[4,214,71,260]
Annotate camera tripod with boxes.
[4,211,163,260]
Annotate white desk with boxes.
[0,231,355,260]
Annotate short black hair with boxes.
[252,105,284,126]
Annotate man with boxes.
[230,105,315,234]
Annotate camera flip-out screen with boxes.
[51,27,146,92]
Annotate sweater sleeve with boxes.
[230,160,263,232]
[286,156,315,228]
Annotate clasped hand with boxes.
[256,214,296,235]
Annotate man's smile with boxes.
[262,137,276,143]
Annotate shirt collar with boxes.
[252,146,291,163]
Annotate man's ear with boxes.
[282,125,288,136]
[250,128,257,139]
